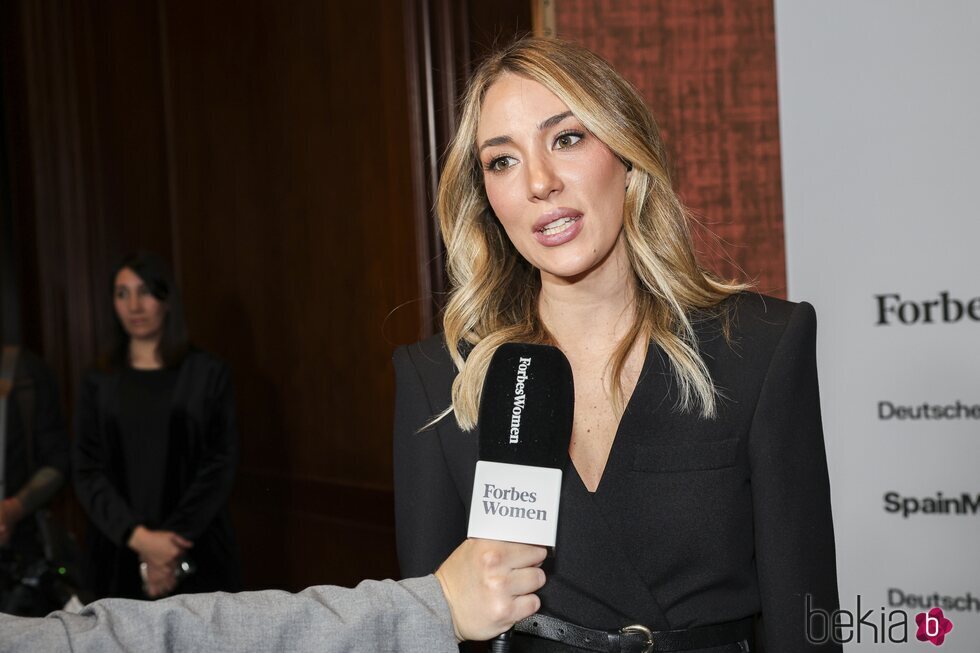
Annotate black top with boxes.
[73,349,241,599]
[115,367,179,528]
[393,293,842,652]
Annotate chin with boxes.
[128,327,156,340]
[534,254,602,280]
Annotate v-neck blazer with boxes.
[393,292,841,652]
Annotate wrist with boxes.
[127,525,147,551]
[2,498,24,524]
[434,569,464,642]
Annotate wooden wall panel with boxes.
[85,2,174,260]
[158,0,426,588]
[555,0,787,296]
[161,0,421,479]
[0,0,38,348]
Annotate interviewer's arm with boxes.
[0,539,546,653]
[0,577,457,653]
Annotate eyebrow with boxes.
[478,110,575,153]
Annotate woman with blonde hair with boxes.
[394,37,841,652]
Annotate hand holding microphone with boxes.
[467,343,575,650]
[435,538,547,642]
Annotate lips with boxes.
[533,207,583,233]
[532,207,584,247]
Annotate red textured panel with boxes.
[557,0,786,296]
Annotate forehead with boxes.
[115,267,144,286]
[477,73,570,138]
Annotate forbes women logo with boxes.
[915,608,953,646]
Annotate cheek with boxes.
[484,184,506,220]
[585,164,626,228]
[147,300,167,324]
[484,183,526,241]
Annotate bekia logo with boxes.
[807,595,956,646]
[915,608,953,646]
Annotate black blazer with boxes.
[73,349,241,598]
[393,293,841,652]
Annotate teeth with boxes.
[541,217,577,235]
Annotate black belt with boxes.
[511,613,754,652]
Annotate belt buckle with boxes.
[620,624,654,653]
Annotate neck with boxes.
[129,337,163,370]
[537,233,636,354]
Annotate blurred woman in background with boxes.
[73,251,241,599]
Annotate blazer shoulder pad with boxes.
[394,334,458,407]
[726,291,813,344]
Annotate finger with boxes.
[494,541,548,569]
[147,553,169,567]
[148,567,173,583]
[509,593,542,623]
[507,566,547,596]
[171,534,193,548]
[151,561,177,572]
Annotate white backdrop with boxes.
[775,1,980,650]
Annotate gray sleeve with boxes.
[0,575,458,653]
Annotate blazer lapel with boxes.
[440,418,479,510]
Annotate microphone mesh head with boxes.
[478,343,574,469]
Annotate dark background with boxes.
[0,0,784,591]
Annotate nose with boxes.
[127,293,142,314]
[525,151,562,201]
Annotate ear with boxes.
[624,160,633,187]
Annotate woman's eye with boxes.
[554,131,584,149]
[115,290,127,300]
[485,156,515,173]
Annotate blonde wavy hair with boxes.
[437,37,748,430]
